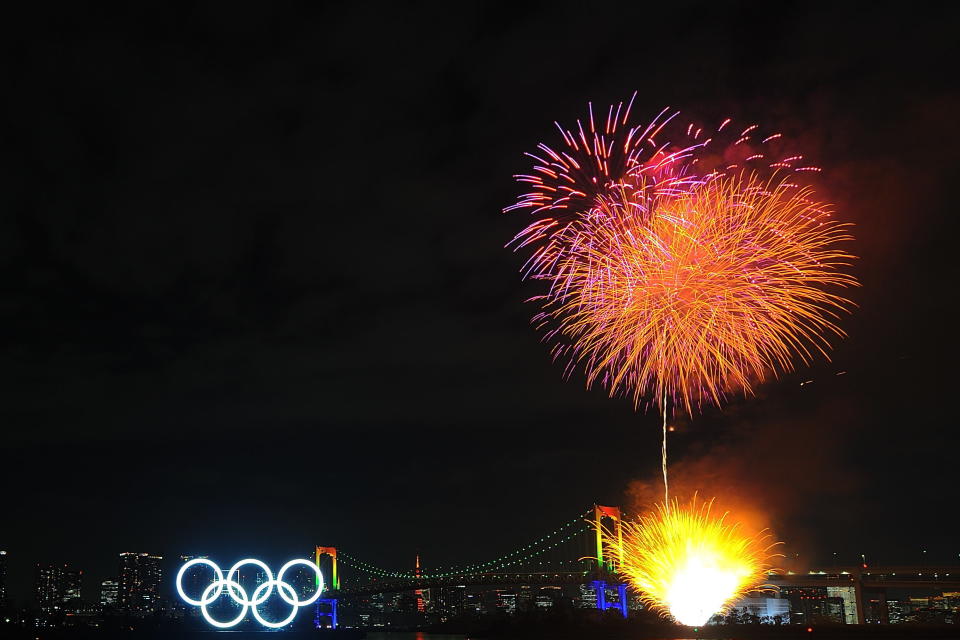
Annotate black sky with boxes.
[2,2,959,604]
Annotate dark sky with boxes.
[3,2,959,605]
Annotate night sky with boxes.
[3,3,959,604]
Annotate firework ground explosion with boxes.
[507,95,856,624]
[609,497,778,626]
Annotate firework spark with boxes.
[506,94,826,285]
[506,98,857,414]
[541,171,857,414]
[611,497,778,626]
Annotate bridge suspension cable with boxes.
[338,508,595,580]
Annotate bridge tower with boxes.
[315,546,339,629]
[594,505,624,571]
[316,546,339,590]
[592,505,628,617]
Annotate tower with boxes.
[414,554,425,613]
[315,546,338,590]
[315,546,338,629]
[592,505,628,618]
[594,505,623,571]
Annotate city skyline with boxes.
[2,542,958,628]
[2,535,958,609]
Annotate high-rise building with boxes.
[100,580,118,608]
[36,564,66,614]
[118,552,163,615]
[434,585,465,619]
[827,586,859,624]
[0,551,8,607]
[63,568,83,613]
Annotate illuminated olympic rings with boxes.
[176,558,324,629]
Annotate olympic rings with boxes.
[176,558,324,628]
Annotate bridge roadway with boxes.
[771,565,960,590]
[771,565,960,624]
[328,570,597,598]
[332,565,960,597]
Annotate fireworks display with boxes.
[508,95,857,625]
[543,172,857,414]
[611,497,778,626]
[507,95,858,414]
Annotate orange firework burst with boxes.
[540,171,858,414]
[508,97,858,414]
[611,497,779,626]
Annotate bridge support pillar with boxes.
[617,583,628,618]
[853,568,864,625]
[593,580,607,611]
[591,580,628,618]
[315,598,338,629]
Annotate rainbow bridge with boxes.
[310,505,959,628]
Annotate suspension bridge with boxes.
[308,505,960,628]
[311,505,630,627]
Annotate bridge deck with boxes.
[332,566,960,598]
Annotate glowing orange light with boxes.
[610,497,779,626]
[540,172,857,414]
[508,98,858,417]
